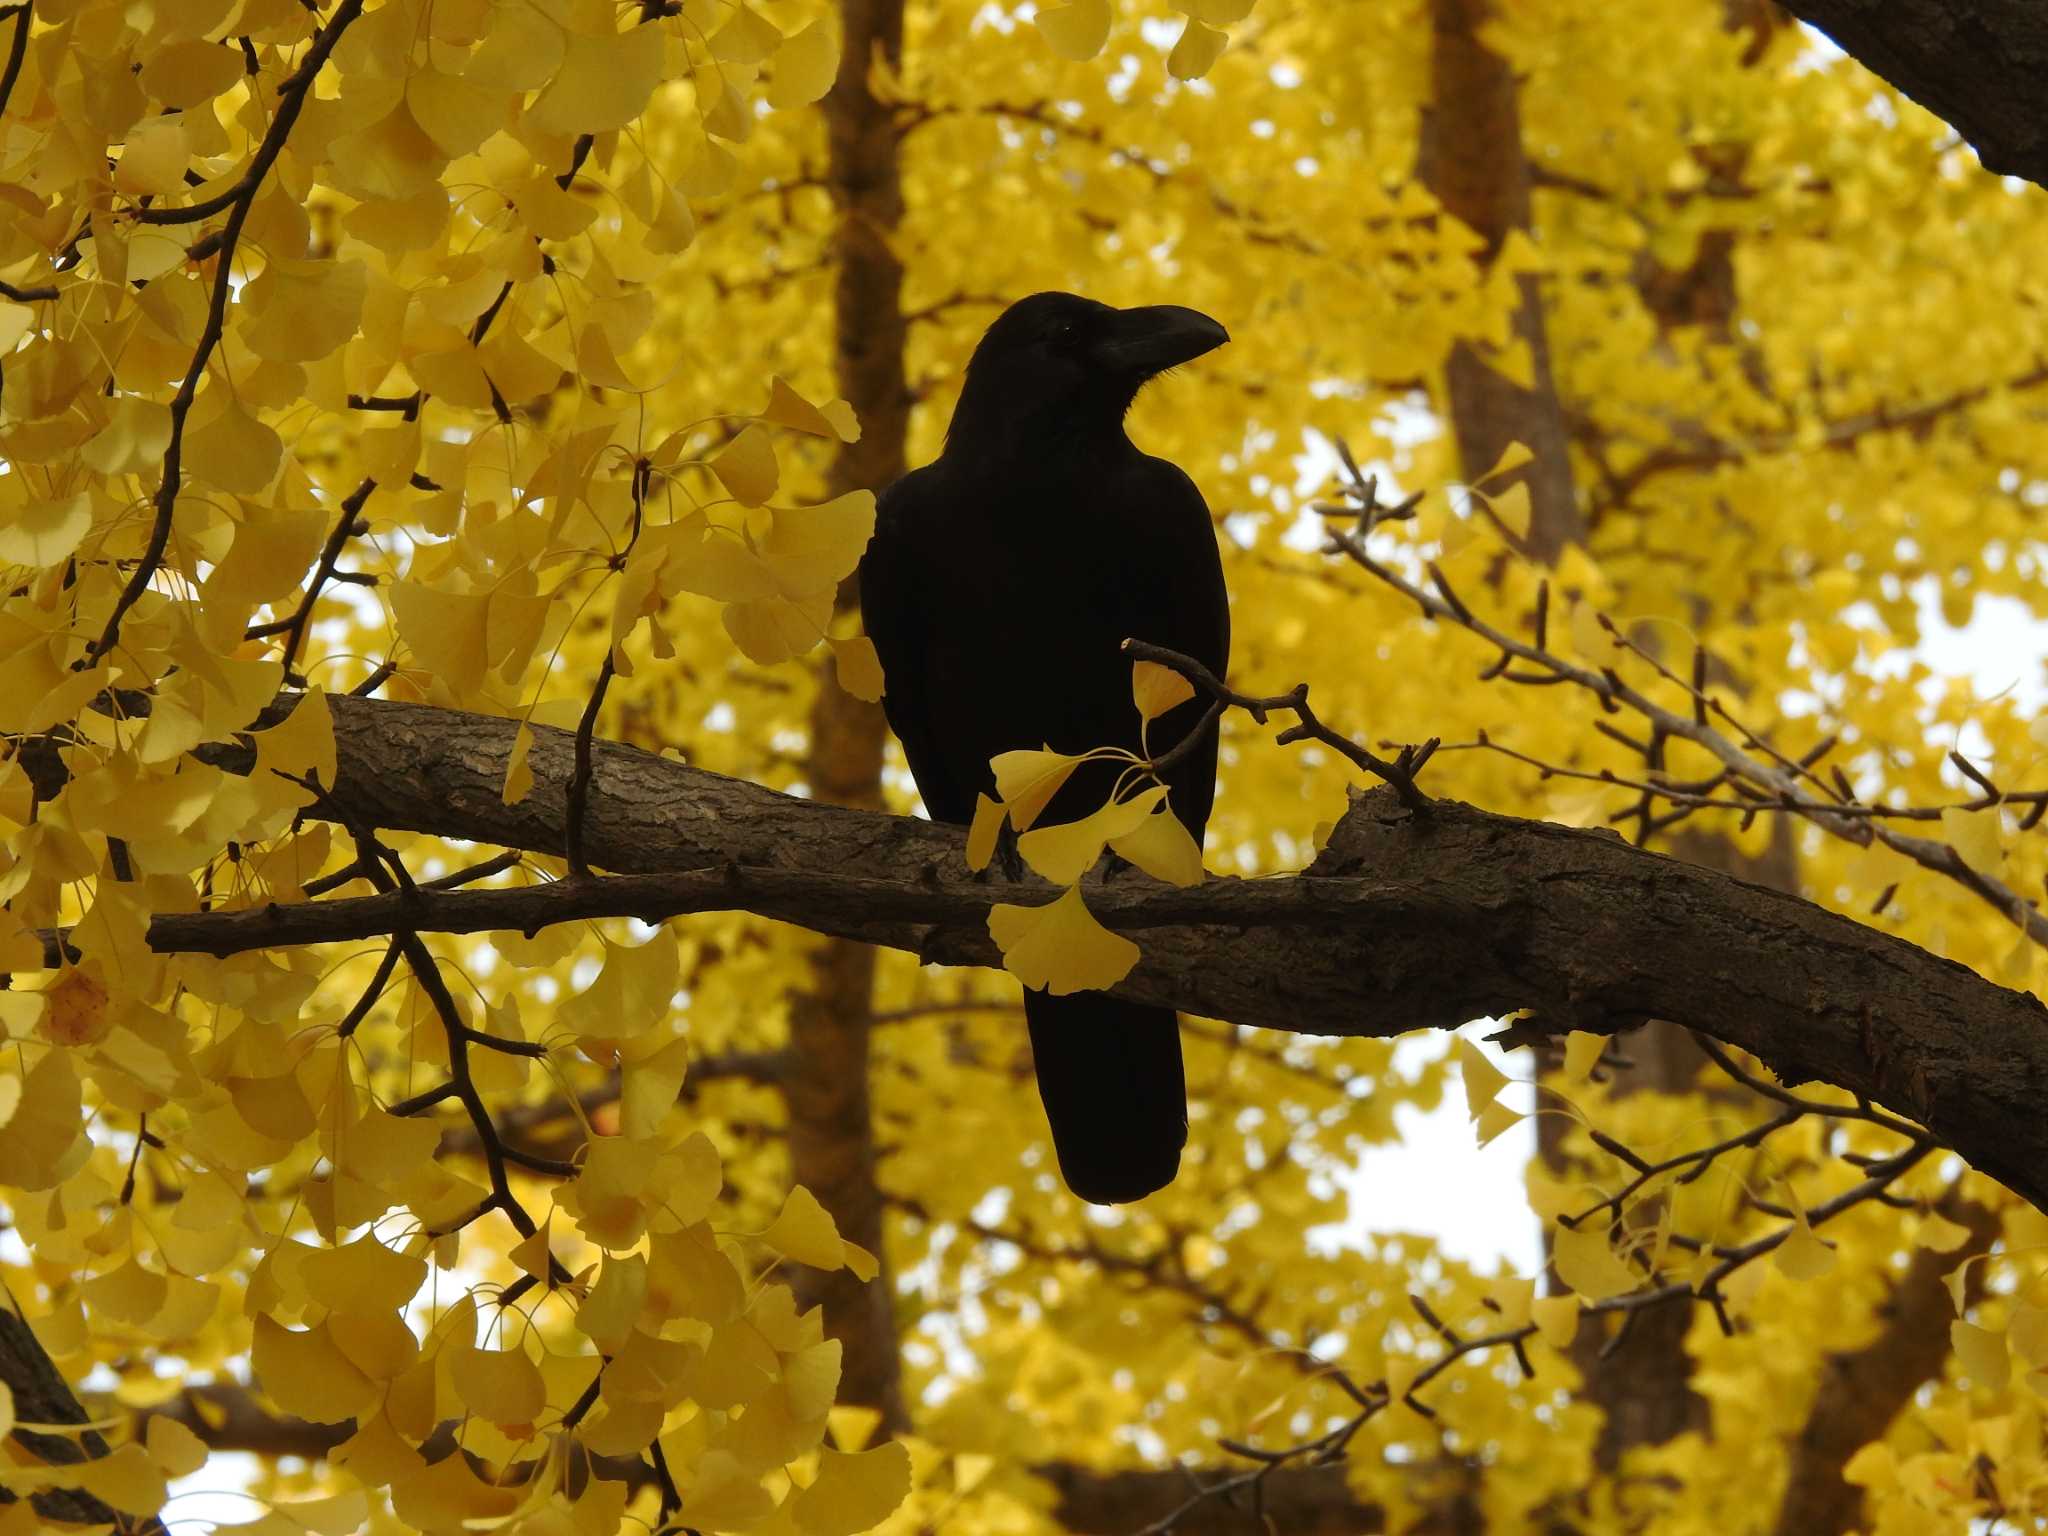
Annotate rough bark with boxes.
[1779,0,2048,188]
[783,0,913,1434]
[0,1308,153,1530]
[128,695,2048,1214]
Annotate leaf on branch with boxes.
[761,376,861,443]
[768,19,840,109]
[1475,439,1534,487]
[1951,1319,2011,1392]
[761,1185,879,1280]
[1531,1293,1579,1349]
[1563,1030,1605,1081]
[1552,1221,1641,1302]
[831,634,885,702]
[1132,659,1196,721]
[1940,805,2006,879]
[1167,17,1227,79]
[0,493,91,568]
[1773,1205,1836,1280]
[990,746,1088,832]
[1110,802,1206,887]
[712,425,779,507]
[526,22,668,137]
[1036,0,1110,60]
[791,1442,912,1536]
[1017,784,1163,883]
[987,884,1140,993]
[1457,1036,1509,1120]
[966,794,1004,872]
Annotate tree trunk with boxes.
[783,0,913,1433]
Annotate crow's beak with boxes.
[1091,304,1229,377]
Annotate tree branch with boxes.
[1777,0,2048,189]
[32,692,2029,1215]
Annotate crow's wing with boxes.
[858,463,980,825]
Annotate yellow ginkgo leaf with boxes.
[1458,1036,1508,1120]
[526,22,667,137]
[1474,1098,1523,1148]
[1475,438,1535,486]
[619,1035,693,1140]
[722,593,828,666]
[139,38,243,107]
[768,17,838,107]
[559,930,679,1039]
[712,425,779,507]
[1132,659,1196,722]
[1773,1210,1836,1280]
[1167,16,1227,78]
[82,396,173,476]
[1110,802,1206,887]
[300,1236,428,1316]
[2010,1304,2048,1368]
[0,494,91,567]
[205,508,328,610]
[409,67,501,157]
[990,746,1087,832]
[1531,1293,1580,1348]
[75,1443,168,1516]
[451,1344,548,1427]
[0,1049,85,1192]
[241,259,367,364]
[1952,1320,2011,1392]
[966,793,1004,872]
[1552,1221,1640,1302]
[327,1311,420,1382]
[578,1253,647,1352]
[760,492,877,594]
[987,885,1140,994]
[1841,1442,1896,1492]
[503,722,535,806]
[760,375,859,441]
[1914,1210,1975,1253]
[1487,1276,1535,1328]
[184,399,285,495]
[1488,481,1533,542]
[1562,1030,1605,1081]
[831,635,884,701]
[145,1414,208,1477]
[252,1316,379,1424]
[1018,786,1162,884]
[762,1185,856,1272]
[1036,0,1110,60]
[1941,805,2006,880]
[390,582,492,695]
[792,1441,912,1536]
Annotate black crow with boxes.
[859,291,1231,1203]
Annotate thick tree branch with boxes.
[1778,0,2048,189]
[87,693,2048,1214]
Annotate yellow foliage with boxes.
[0,0,2041,1529]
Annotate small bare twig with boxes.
[1121,638,1434,809]
[1316,448,2048,951]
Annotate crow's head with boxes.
[950,292,1228,450]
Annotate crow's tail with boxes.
[1024,991,1187,1203]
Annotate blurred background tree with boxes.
[0,0,2044,1532]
